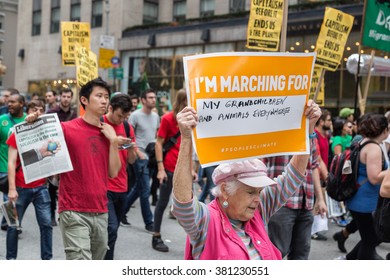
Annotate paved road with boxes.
[1,189,389,260]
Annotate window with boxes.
[70,0,81,22]
[143,1,158,24]
[91,0,103,28]
[200,0,214,17]
[230,0,245,13]
[32,0,42,36]
[0,15,4,30]
[50,0,61,33]
[173,0,186,22]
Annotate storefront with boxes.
[119,3,390,115]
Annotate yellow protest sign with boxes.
[61,22,91,66]
[247,0,284,51]
[183,52,315,167]
[315,7,354,71]
[99,48,115,69]
[75,45,98,88]
[309,67,325,106]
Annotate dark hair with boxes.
[332,117,347,136]
[10,92,25,104]
[6,88,20,95]
[358,113,388,138]
[316,108,331,126]
[26,99,44,112]
[129,94,139,101]
[60,88,73,97]
[140,88,155,100]
[173,89,187,117]
[47,90,57,96]
[110,93,132,113]
[79,77,111,109]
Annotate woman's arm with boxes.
[380,169,390,198]
[155,136,167,184]
[173,107,197,202]
[364,143,387,185]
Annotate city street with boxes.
[1,187,389,260]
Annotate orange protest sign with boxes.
[183,52,315,167]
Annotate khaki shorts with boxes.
[59,211,108,260]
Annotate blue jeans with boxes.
[267,206,313,260]
[6,185,52,260]
[123,158,153,226]
[1,172,8,228]
[105,191,127,260]
[198,166,216,203]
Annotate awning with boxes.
[346,54,390,77]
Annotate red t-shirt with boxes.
[315,128,330,166]
[157,112,181,173]
[103,115,136,193]
[6,133,46,188]
[58,118,110,213]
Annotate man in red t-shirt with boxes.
[314,109,332,179]
[102,93,137,260]
[6,100,53,260]
[152,89,197,252]
[58,78,125,260]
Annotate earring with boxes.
[222,200,229,208]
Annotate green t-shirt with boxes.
[0,113,26,172]
[331,134,352,154]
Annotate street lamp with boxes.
[105,0,110,35]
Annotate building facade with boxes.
[0,0,18,89]
[13,0,390,113]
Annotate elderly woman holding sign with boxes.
[172,100,321,260]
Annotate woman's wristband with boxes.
[309,132,317,139]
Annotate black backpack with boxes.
[145,131,180,170]
[374,196,390,243]
[326,140,379,201]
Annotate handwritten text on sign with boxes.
[196,95,306,139]
[183,52,315,167]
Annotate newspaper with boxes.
[0,200,19,227]
[14,114,73,184]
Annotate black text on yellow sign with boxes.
[246,0,284,51]
[315,7,354,72]
[75,46,98,88]
[61,22,91,67]
[309,67,324,106]
[99,48,116,69]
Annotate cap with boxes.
[212,159,277,188]
[339,108,354,118]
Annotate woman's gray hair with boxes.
[211,178,241,198]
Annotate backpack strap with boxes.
[123,121,130,138]
[6,113,17,126]
[359,139,386,170]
